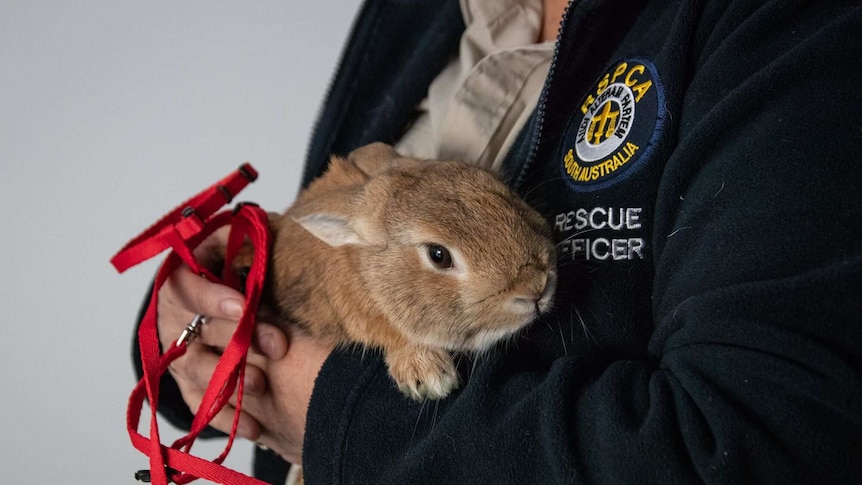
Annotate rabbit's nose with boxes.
[511,269,557,314]
[535,270,557,313]
[510,296,541,318]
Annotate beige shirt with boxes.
[394,0,554,172]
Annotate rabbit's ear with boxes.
[347,142,399,176]
[289,188,384,247]
[292,212,365,247]
[293,212,384,247]
[288,153,390,247]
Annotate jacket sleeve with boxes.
[301,5,862,485]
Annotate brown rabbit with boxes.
[234,143,557,400]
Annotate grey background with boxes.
[0,1,361,482]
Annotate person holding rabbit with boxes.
[137,0,862,483]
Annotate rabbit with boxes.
[231,142,557,401]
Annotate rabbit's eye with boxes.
[427,244,453,269]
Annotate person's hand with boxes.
[241,328,335,465]
[157,227,289,441]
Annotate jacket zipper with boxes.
[514,0,578,189]
[300,0,371,185]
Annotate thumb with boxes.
[254,323,289,360]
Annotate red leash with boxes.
[112,164,271,485]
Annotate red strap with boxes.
[112,165,270,485]
[111,163,258,275]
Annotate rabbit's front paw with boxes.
[386,346,459,400]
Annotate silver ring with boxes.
[176,313,207,347]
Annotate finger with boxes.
[225,390,294,460]
[190,318,287,357]
[189,316,247,350]
[251,322,289,360]
[188,314,286,363]
[171,344,268,397]
[169,349,267,441]
[169,347,263,439]
[192,226,231,261]
[211,405,262,442]
[169,345,223,391]
[165,263,245,321]
[181,389,262,441]
[255,432,295,463]
[226,366,269,409]
[236,389,302,464]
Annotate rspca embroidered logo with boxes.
[561,58,665,190]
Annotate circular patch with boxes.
[560,58,665,191]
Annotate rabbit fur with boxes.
[233,143,557,400]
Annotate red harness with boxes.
[112,165,270,485]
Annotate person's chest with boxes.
[510,0,702,362]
